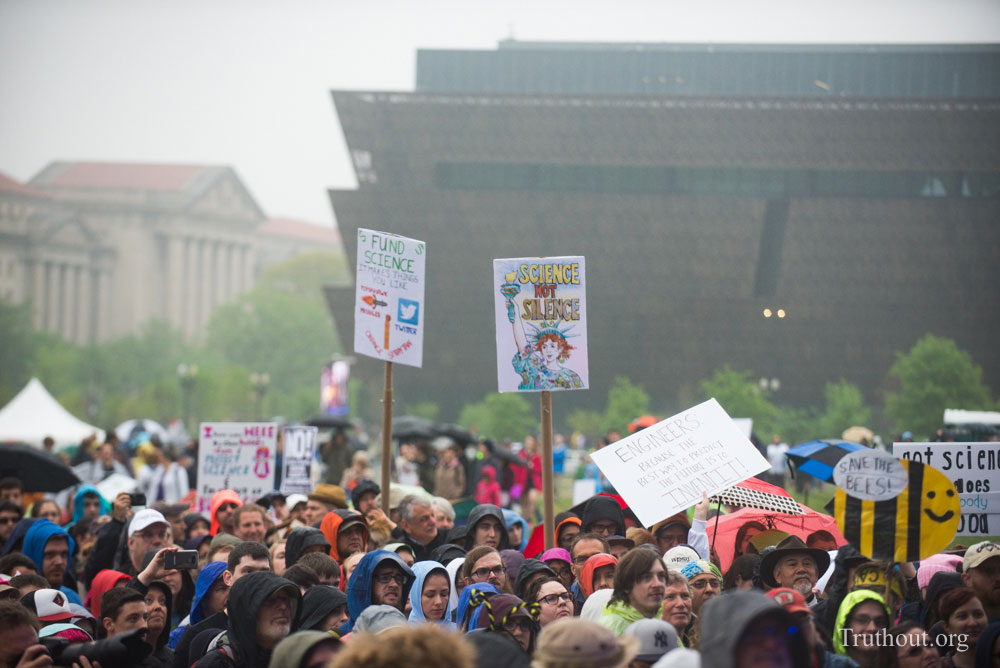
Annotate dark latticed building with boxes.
[326,42,1000,424]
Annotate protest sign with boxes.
[353,229,426,367]
[893,441,1000,536]
[832,449,909,502]
[834,458,960,561]
[590,398,769,527]
[280,425,318,494]
[197,422,277,513]
[493,257,588,392]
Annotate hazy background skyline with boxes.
[2,0,999,226]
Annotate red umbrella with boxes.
[707,504,846,571]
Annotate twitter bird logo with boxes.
[398,299,419,325]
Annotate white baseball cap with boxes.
[663,545,700,569]
[128,508,169,538]
[285,494,308,510]
[20,589,77,623]
[964,541,1000,571]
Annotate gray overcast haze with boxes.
[2,0,998,226]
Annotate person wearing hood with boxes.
[699,590,810,668]
[513,558,555,599]
[167,560,228,649]
[21,518,81,604]
[142,579,175,668]
[446,557,465,619]
[922,571,965,630]
[284,527,332,569]
[408,560,455,628]
[430,542,466,566]
[475,592,539,655]
[465,504,510,552]
[194,571,301,668]
[86,568,131,619]
[67,485,108,528]
[579,553,618,599]
[268,630,341,668]
[502,509,529,553]
[555,515,582,552]
[540,547,574,590]
[171,542,271,668]
[456,582,499,631]
[298,585,349,633]
[319,510,368,562]
[209,490,242,536]
[140,548,194,628]
[501,549,525,585]
[580,497,626,539]
[475,465,502,507]
[814,543,871,633]
[344,549,415,634]
[465,631,532,668]
[832,589,893,668]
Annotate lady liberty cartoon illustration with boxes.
[501,278,584,391]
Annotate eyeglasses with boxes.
[690,579,721,590]
[0,516,19,525]
[137,529,168,541]
[504,619,534,633]
[218,503,239,512]
[851,615,888,628]
[538,592,573,606]
[573,553,598,565]
[374,572,407,586]
[472,565,506,579]
[589,521,617,534]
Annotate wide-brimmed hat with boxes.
[307,484,347,509]
[759,535,831,588]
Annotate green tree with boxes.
[459,393,537,442]
[566,409,604,443]
[885,334,993,438]
[0,300,36,403]
[699,366,780,438]
[205,286,338,419]
[815,380,871,439]
[405,401,440,421]
[602,376,650,434]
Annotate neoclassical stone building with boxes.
[1,161,339,343]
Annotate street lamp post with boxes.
[250,372,271,421]
[177,363,199,434]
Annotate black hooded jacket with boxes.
[350,479,380,510]
[141,580,175,668]
[429,543,466,565]
[193,571,301,668]
[513,558,555,599]
[813,544,870,633]
[298,585,348,632]
[284,527,330,569]
[580,497,625,536]
[463,504,510,551]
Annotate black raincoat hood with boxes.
[284,527,330,569]
[298,585,348,632]
[699,590,809,668]
[464,504,510,551]
[226,571,301,668]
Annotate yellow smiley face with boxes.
[914,460,960,556]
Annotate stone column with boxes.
[31,259,46,329]
[183,238,198,339]
[214,241,228,309]
[242,245,254,293]
[228,242,241,299]
[61,264,76,341]
[94,269,112,342]
[197,239,213,335]
[46,262,59,332]
[166,235,185,332]
[76,265,91,345]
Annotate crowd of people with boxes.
[0,429,998,668]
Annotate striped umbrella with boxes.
[785,439,868,483]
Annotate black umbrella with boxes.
[433,423,475,446]
[490,447,528,468]
[392,415,435,441]
[0,442,81,492]
[306,415,353,430]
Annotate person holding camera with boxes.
[0,600,103,668]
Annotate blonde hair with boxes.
[330,624,474,668]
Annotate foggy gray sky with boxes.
[2,0,998,226]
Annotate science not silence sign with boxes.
[590,398,769,527]
[493,256,588,392]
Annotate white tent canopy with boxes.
[0,378,103,448]
[944,408,1000,426]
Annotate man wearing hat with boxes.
[759,535,831,606]
[126,509,171,577]
[767,587,855,668]
[304,484,347,526]
[962,540,1000,622]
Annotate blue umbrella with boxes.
[785,439,868,483]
